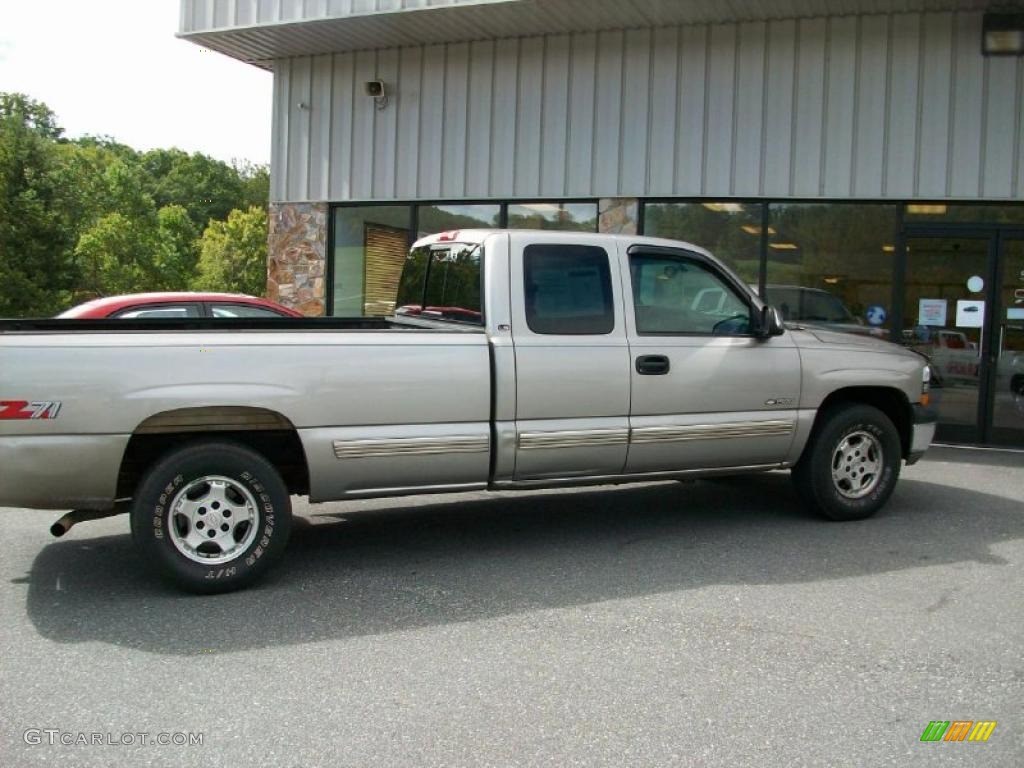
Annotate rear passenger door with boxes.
[621,245,801,473]
[509,233,632,480]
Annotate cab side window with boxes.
[524,244,614,335]
[630,253,752,335]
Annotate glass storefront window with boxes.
[765,203,900,336]
[332,205,411,316]
[507,202,597,231]
[641,201,762,283]
[904,203,1024,225]
[417,204,500,237]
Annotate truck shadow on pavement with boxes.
[19,472,1024,655]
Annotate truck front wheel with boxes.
[130,440,292,593]
[792,404,902,521]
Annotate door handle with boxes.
[636,354,670,375]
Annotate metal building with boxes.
[180,0,1024,445]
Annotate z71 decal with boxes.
[0,401,62,420]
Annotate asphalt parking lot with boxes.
[1,446,1021,767]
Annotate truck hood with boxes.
[792,325,911,355]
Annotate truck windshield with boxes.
[394,243,483,325]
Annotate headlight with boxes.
[921,365,931,404]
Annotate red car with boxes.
[59,292,303,319]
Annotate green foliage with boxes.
[0,93,63,139]
[193,207,268,296]
[0,92,270,316]
[0,94,75,316]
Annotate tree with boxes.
[0,92,62,139]
[193,207,268,296]
[140,148,248,229]
[154,205,200,292]
[73,212,158,298]
[0,92,272,316]
[233,159,271,210]
[0,94,74,316]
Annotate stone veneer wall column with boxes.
[598,198,639,235]
[267,202,328,316]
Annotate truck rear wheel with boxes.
[130,440,292,593]
[792,404,901,521]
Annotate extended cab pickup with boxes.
[0,230,936,592]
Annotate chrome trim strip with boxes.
[517,428,630,451]
[333,435,489,459]
[629,419,795,445]
[491,462,786,490]
[342,482,489,498]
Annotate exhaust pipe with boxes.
[50,508,124,538]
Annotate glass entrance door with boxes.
[903,235,990,442]
[903,231,1024,445]
[991,237,1024,445]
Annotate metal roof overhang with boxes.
[179,0,999,68]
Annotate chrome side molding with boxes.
[630,419,794,444]
[517,428,630,451]
[333,435,489,459]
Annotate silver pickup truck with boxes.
[0,230,936,592]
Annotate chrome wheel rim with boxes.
[831,430,883,500]
[168,476,259,565]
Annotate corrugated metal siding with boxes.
[181,0,514,33]
[180,0,993,62]
[269,11,1024,203]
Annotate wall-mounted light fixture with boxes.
[982,13,1024,56]
[365,80,389,110]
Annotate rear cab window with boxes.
[394,242,484,325]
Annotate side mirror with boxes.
[758,305,785,338]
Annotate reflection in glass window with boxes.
[765,204,899,337]
[417,204,500,237]
[904,203,1024,224]
[508,202,598,232]
[641,202,762,283]
[630,253,751,335]
[332,206,411,316]
[523,244,613,334]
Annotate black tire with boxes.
[130,440,292,593]
[792,404,902,521]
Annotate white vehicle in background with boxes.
[907,329,979,386]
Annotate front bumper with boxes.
[907,404,937,465]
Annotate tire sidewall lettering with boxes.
[148,467,275,572]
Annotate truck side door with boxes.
[620,243,802,473]
[508,232,632,480]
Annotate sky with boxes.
[0,0,272,164]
